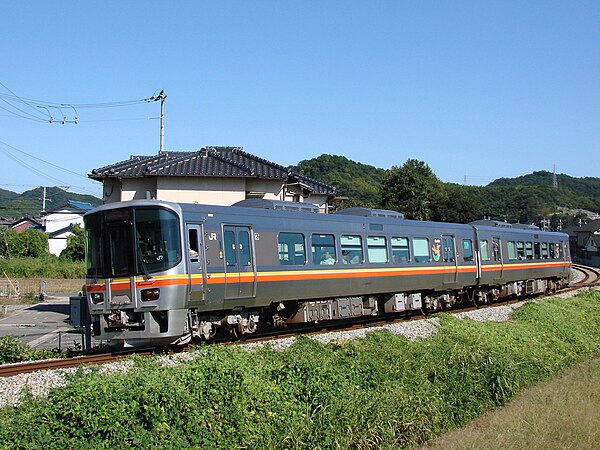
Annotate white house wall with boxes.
[157,177,248,205]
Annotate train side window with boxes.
[188,229,199,262]
[341,235,363,264]
[278,233,306,265]
[367,236,387,263]
[413,237,430,263]
[534,242,541,259]
[516,241,525,259]
[549,242,556,259]
[312,234,336,265]
[554,243,561,259]
[462,239,473,261]
[391,237,410,263]
[492,238,501,261]
[525,242,533,260]
[507,241,517,260]
[239,231,251,267]
[480,240,490,261]
[541,242,548,259]
[224,230,237,267]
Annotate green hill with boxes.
[0,187,101,219]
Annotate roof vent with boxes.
[335,208,404,219]
[233,199,319,213]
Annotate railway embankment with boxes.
[0,289,598,449]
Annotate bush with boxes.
[0,292,598,448]
[0,336,59,364]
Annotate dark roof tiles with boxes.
[89,146,336,195]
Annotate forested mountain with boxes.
[293,155,387,207]
[293,155,600,229]
[0,187,101,219]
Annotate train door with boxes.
[493,237,504,281]
[442,234,458,284]
[223,225,256,299]
[186,224,206,302]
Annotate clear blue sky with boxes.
[1,1,598,197]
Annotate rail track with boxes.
[2,265,598,378]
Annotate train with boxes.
[84,199,571,347]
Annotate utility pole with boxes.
[158,91,166,154]
[150,90,167,154]
[553,164,558,191]
[42,186,47,212]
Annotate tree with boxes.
[60,224,85,261]
[0,229,48,258]
[380,159,442,220]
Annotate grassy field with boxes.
[0,291,598,449]
[425,357,600,449]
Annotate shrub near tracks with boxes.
[1,292,599,449]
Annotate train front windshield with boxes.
[85,207,182,278]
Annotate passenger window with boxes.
[534,242,541,259]
[516,241,525,260]
[278,233,306,265]
[554,243,561,259]
[541,242,548,259]
[312,234,336,265]
[413,237,430,263]
[462,239,473,261]
[549,242,555,259]
[525,242,533,260]
[367,236,387,263]
[341,235,363,264]
[391,237,410,263]
[507,241,517,260]
[480,240,490,261]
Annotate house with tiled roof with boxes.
[42,201,95,256]
[89,146,338,212]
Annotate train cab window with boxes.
[462,239,474,261]
[312,234,336,265]
[391,237,410,263]
[480,240,490,261]
[278,233,306,265]
[367,236,387,263]
[541,242,549,259]
[516,241,525,260]
[341,235,363,264]
[507,241,517,260]
[413,237,430,263]
[534,242,541,259]
[525,242,533,260]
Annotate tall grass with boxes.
[0,256,85,279]
[0,292,598,449]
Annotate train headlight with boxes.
[141,288,160,302]
[91,293,104,304]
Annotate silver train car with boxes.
[84,199,571,347]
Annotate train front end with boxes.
[84,201,191,347]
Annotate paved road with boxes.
[0,295,88,351]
